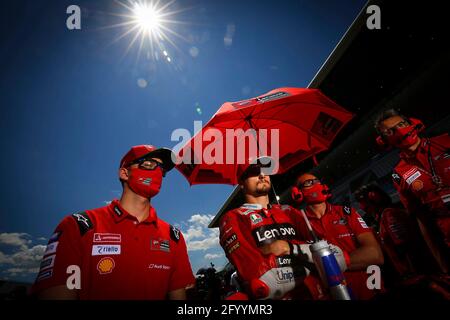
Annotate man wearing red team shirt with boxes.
[219,158,348,300]
[31,145,195,300]
[292,173,384,300]
[374,109,450,273]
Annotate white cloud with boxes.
[0,232,47,280]
[180,214,221,252]
[204,253,224,260]
[184,226,204,241]
[188,214,214,228]
[0,232,32,250]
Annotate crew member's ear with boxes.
[375,135,386,147]
[119,167,130,182]
[291,186,304,203]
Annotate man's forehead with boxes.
[298,173,317,182]
[380,115,404,126]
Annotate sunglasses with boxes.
[298,178,321,189]
[380,120,410,137]
[242,163,272,179]
[129,158,166,176]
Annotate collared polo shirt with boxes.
[31,199,195,300]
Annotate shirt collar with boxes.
[304,202,330,219]
[400,138,427,160]
[109,199,158,225]
[241,203,263,210]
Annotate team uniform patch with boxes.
[392,173,401,184]
[114,206,123,217]
[170,225,180,242]
[227,242,240,254]
[44,241,59,255]
[36,269,53,282]
[97,257,115,274]
[252,223,296,246]
[357,217,369,229]
[403,167,417,180]
[411,179,424,191]
[250,213,263,225]
[343,206,351,215]
[72,212,93,236]
[93,233,121,243]
[151,238,171,252]
[240,209,253,216]
[406,171,421,185]
[39,254,56,271]
[92,245,121,256]
[48,231,61,243]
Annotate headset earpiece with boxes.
[409,118,425,132]
[291,186,304,203]
[322,184,332,199]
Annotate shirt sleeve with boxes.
[348,207,372,236]
[219,212,271,285]
[168,232,196,292]
[392,171,422,215]
[30,215,83,295]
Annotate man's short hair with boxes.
[373,109,407,134]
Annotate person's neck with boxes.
[244,194,270,209]
[307,202,327,219]
[403,137,422,157]
[119,190,151,222]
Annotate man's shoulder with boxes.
[429,133,450,148]
[59,204,110,236]
[329,203,354,216]
[219,208,245,229]
[153,217,183,243]
[273,204,297,212]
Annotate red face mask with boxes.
[386,125,419,148]
[127,167,163,199]
[303,183,330,204]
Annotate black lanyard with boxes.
[426,139,443,187]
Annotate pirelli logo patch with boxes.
[406,171,421,185]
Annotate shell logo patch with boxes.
[97,257,115,274]
[411,179,423,191]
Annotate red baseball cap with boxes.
[119,145,176,172]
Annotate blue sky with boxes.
[0,0,366,282]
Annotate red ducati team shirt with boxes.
[31,200,195,300]
[392,134,450,247]
[296,202,381,300]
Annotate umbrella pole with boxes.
[300,209,319,242]
[271,183,280,205]
[246,117,281,206]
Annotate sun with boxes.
[133,2,162,34]
[108,0,188,60]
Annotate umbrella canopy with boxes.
[176,87,354,185]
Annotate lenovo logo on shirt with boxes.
[252,223,296,246]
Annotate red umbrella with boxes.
[176,87,354,185]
